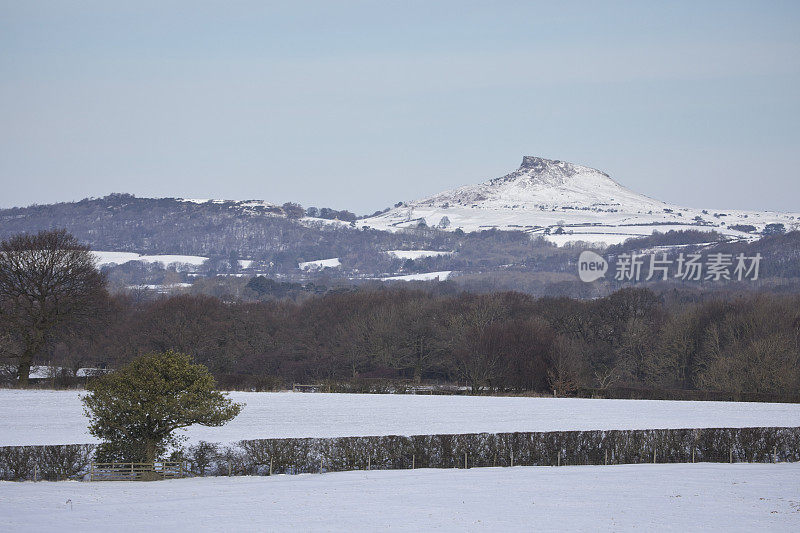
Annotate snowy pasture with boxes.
[2,390,800,447]
[298,257,341,270]
[380,270,453,281]
[1,463,799,532]
[91,251,208,268]
[386,250,453,260]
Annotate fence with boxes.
[90,462,186,481]
[2,426,799,481]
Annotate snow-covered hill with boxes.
[362,156,799,246]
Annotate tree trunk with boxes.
[470,376,480,395]
[17,330,46,388]
[16,349,33,387]
[142,439,159,481]
[145,439,157,464]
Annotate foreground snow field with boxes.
[1,463,798,532]
[2,390,800,446]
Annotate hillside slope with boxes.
[362,156,799,246]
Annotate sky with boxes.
[1,1,799,215]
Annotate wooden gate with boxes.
[90,462,186,481]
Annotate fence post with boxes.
[412,455,415,470]
[320,458,323,474]
[367,456,371,471]
[773,446,777,463]
[692,447,695,463]
[604,449,608,466]
[729,448,733,464]
[510,451,514,468]
[227,460,232,477]
[653,448,656,464]
[464,452,467,469]
[33,464,38,482]
[557,452,560,467]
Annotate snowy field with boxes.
[380,270,453,281]
[1,463,798,532]
[91,251,208,268]
[298,257,341,270]
[2,390,799,447]
[386,250,453,260]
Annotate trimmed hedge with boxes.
[3,427,799,481]
[180,426,800,476]
[0,444,94,481]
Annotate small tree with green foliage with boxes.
[83,351,243,463]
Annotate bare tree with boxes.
[449,295,508,393]
[0,230,106,386]
[547,337,587,396]
[388,299,445,383]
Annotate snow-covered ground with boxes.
[380,270,453,281]
[1,463,798,532]
[179,198,227,205]
[300,216,354,228]
[126,283,193,291]
[91,251,208,268]
[2,390,799,447]
[24,366,105,379]
[386,250,453,260]
[543,232,636,247]
[298,257,341,270]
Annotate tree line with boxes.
[14,285,800,397]
[2,230,799,397]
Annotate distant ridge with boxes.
[361,156,798,246]
[0,157,798,250]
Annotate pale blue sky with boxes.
[1,1,799,214]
